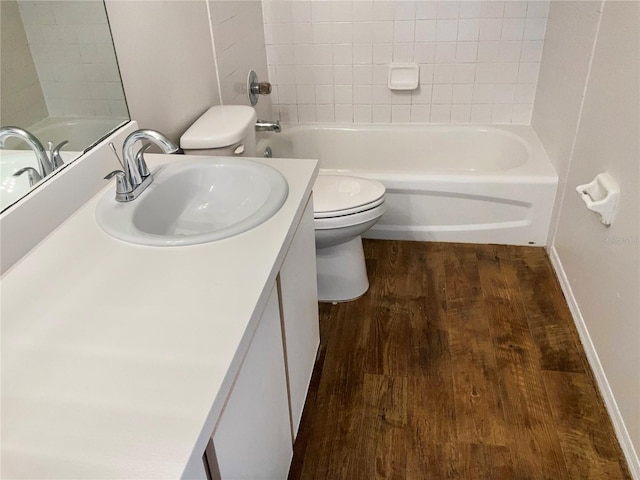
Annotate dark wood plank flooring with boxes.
[289,240,631,480]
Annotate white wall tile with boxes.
[471,103,492,122]
[436,1,459,19]
[491,103,513,123]
[316,104,335,122]
[298,104,316,122]
[391,91,413,105]
[504,1,527,18]
[373,21,394,42]
[353,1,373,22]
[416,1,438,20]
[432,84,453,103]
[394,21,416,43]
[458,19,480,41]
[451,104,472,123]
[430,104,451,122]
[393,43,415,62]
[452,84,474,104]
[334,85,353,104]
[452,64,474,83]
[411,104,431,122]
[459,1,482,19]
[264,0,547,125]
[315,85,334,104]
[501,18,525,40]
[354,85,372,104]
[436,19,458,41]
[480,19,503,41]
[412,84,432,103]
[481,1,504,18]
[373,104,392,122]
[416,20,437,41]
[335,104,353,122]
[392,104,411,122]
[291,2,311,23]
[311,2,331,22]
[354,104,372,123]
[523,17,547,40]
[372,2,394,21]
[332,1,353,22]
[414,42,436,63]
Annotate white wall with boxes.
[106,0,221,144]
[17,1,127,119]
[0,0,48,127]
[107,0,272,143]
[209,0,273,120]
[263,0,549,124]
[542,0,640,474]
[531,0,603,243]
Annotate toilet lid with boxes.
[313,175,385,218]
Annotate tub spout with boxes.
[256,120,281,133]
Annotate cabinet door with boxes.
[212,284,292,479]
[278,196,320,438]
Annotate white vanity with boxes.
[0,148,319,478]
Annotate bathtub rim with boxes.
[258,123,558,180]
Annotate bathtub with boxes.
[257,125,558,246]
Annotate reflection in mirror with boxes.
[0,0,130,212]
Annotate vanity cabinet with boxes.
[212,283,293,479]
[278,195,320,438]
[208,196,319,479]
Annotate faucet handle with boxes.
[135,143,153,178]
[51,140,69,170]
[14,167,43,187]
[104,170,132,195]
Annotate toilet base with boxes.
[316,236,369,303]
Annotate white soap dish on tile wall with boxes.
[388,64,420,91]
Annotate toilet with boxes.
[313,174,385,303]
[180,105,386,303]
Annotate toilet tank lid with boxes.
[180,105,257,149]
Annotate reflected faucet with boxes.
[105,129,180,202]
[0,126,53,178]
[13,167,43,187]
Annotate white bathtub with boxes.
[257,125,558,246]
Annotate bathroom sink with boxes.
[96,157,289,246]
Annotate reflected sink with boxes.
[96,157,289,246]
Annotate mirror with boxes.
[0,0,129,212]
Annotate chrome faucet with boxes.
[255,120,281,133]
[0,126,53,178]
[105,129,180,202]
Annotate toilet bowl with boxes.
[313,174,386,303]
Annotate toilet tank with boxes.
[180,105,257,157]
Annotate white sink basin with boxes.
[96,157,289,246]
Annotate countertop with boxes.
[0,154,318,479]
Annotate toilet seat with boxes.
[313,175,385,219]
[314,203,386,230]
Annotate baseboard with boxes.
[548,246,640,479]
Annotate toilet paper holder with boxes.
[576,172,620,226]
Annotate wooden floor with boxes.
[289,240,631,480]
